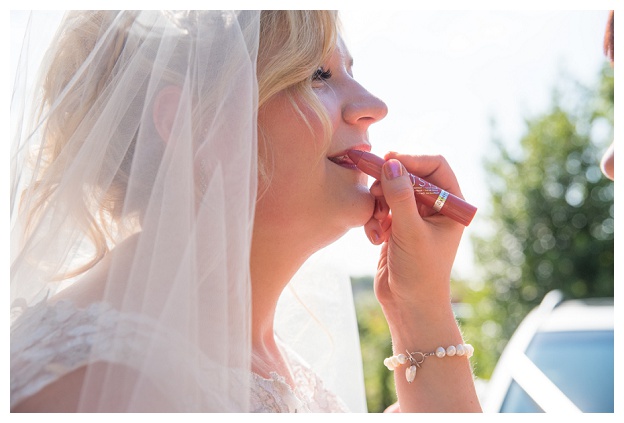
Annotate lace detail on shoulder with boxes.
[10,300,157,409]
[249,343,349,413]
[12,300,350,412]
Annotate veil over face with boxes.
[11,10,366,412]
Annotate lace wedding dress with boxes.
[10,300,350,412]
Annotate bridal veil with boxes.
[11,10,366,412]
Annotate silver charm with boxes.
[404,350,427,384]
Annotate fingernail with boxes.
[369,230,380,244]
[384,160,403,180]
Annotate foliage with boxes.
[351,276,396,412]
[462,64,614,380]
[352,64,613,407]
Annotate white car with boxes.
[480,290,614,413]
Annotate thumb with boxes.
[381,159,421,234]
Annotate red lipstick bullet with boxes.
[347,150,477,226]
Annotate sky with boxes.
[326,8,616,281]
[8,5,619,283]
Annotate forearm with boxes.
[366,153,482,412]
[384,303,482,413]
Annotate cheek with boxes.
[259,114,328,192]
[266,138,322,198]
[259,96,326,158]
[314,90,341,131]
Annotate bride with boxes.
[11,10,480,412]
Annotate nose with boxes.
[342,83,388,128]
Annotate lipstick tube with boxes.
[347,150,477,226]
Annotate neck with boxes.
[249,228,317,349]
[249,194,348,365]
[248,224,324,385]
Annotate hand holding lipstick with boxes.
[362,150,467,301]
[348,150,476,226]
[361,153,478,409]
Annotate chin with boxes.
[347,186,376,227]
[316,190,374,250]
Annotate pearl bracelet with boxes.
[383,344,474,383]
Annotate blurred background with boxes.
[334,9,616,412]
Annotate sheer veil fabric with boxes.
[11,10,258,411]
[11,10,367,412]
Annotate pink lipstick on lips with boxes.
[347,150,477,227]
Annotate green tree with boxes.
[351,276,396,412]
[463,64,614,380]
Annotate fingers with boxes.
[380,159,422,234]
[364,207,392,245]
[364,152,463,244]
[373,193,389,221]
[384,152,463,198]
[364,215,382,244]
[369,180,383,198]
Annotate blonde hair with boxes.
[23,11,138,277]
[257,11,339,188]
[19,10,339,277]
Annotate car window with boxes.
[501,330,613,412]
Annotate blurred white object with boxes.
[481,290,614,413]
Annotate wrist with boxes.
[384,343,475,380]
[375,273,454,322]
[384,302,464,354]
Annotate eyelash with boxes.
[312,67,332,81]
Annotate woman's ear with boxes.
[152,85,182,142]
